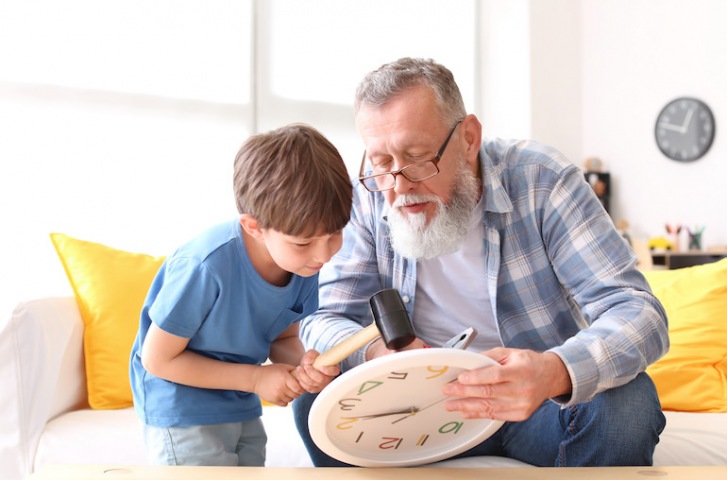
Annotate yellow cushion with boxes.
[644,258,727,412]
[50,233,165,409]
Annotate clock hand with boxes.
[415,395,450,413]
[389,373,469,424]
[389,382,461,424]
[344,407,419,420]
[388,395,456,425]
[658,122,685,133]
[341,379,462,423]
[680,107,695,133]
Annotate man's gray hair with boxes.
[354,57,466,125]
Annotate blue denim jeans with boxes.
[142,418,267,466]
[293,372,666,467]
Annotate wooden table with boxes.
[29,465,727,480]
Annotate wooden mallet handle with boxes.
[311,323,381,368]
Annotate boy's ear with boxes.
[239,214,263,238]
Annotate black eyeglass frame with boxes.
[358,119,464,192]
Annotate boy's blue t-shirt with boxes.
[129,219,319,427]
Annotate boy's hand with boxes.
[254,364,305,406]
[294,349,340,393]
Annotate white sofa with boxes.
[2,297,727,480]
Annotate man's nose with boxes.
[392,171,418,194]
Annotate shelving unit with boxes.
[650,250,727,270]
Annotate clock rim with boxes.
[654,96,715,163]
[308,348,504,467]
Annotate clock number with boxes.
[337,398,361,411]
[416,434,430,446]
[358,380,384,395]
[356,432,364,443]
[425,365,449,379]
[378,437,403,450]
[439,421,464,435]
[388,371,408,380]
[336,417,359,430]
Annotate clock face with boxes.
[309,348,504,467]
[655,97,715,162]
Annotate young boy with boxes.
[129,124,353,466]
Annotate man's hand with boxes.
[441,348,572,421]
[294,349,340,393]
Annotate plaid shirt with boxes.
[300,138,668,406]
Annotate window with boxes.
[0,0,479,315]
[257,0,478,170]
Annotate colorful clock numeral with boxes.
[378,437,403,450]
[354,365,454,399]
[416,434,430,446]
[357,380,384,395]
[337,398,361,411]
[425,365,449,379]
[439,421,463,434]
[336,417,359,430]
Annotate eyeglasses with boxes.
[358,119,463,192]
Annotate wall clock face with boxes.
[655,97,715,162]
[309,348,504,467]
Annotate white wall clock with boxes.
[655,97,715,162]
[308,348,503,467]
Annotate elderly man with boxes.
[294,57,668,467]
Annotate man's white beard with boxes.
[388,165,480,260]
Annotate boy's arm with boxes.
[141,323,303,405]
[268,323,305,365]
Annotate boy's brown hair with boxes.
[233,124,352,237]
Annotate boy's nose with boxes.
[314,244,335,264]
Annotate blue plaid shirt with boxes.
[300,138,668,406]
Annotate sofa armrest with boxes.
[0,296,87,480]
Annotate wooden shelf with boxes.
[650,250,727,270]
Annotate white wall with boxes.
[579,0,727,245]
[529,0,582,164]
[481,0,726,249]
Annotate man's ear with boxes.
[461,114,483,161]
[240,214,263,239]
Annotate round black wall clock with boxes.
[655,97,715,162]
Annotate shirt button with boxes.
[401,295,410,303]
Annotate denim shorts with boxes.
[143,418,267,466]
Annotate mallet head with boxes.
[369,289,417,350]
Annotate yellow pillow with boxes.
[644,258,727,412]
[50,233,165,409]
